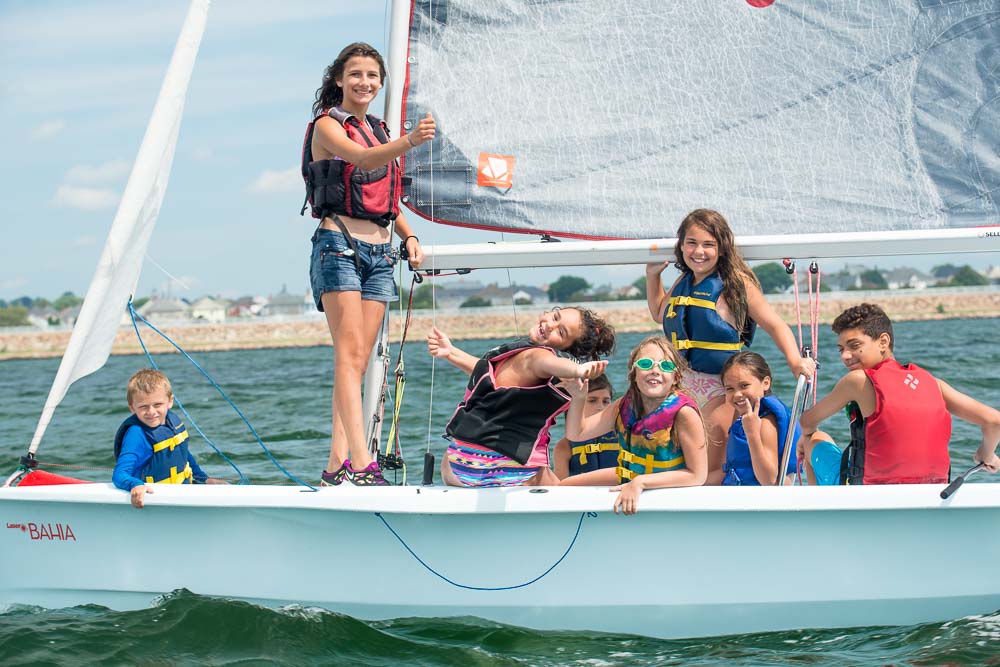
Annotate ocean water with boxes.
[1,318,999,665]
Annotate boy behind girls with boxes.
[552,374,617,479]
[799,303,1000,485]
[113,369,225,508]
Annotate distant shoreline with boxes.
[2,287,999,361]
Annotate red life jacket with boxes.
[300,107,402,226]
[860,359,951,484]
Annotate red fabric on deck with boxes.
[17,470,92,486]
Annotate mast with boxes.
[362,0,413,451]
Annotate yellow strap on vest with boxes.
[670,336,744,352]
[665,294,718,321]
[669,295,718,310]
[617,448,685,475]
[151,429,189,453]
[145,463,193,485]
[571,441,620,465]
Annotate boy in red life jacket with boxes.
[798,303,1000,485]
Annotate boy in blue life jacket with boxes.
[798,303,1000,485]
[113,369,226,508]
[552,374,618,479]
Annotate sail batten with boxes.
[401,1,1000,238]
[28,0,210,454]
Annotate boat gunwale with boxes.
[2,481,999,514]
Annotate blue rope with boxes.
[375,511,587,590]
[128,302,316,490]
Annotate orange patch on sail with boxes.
[477,153,515,188]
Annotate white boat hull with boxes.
[2,482,998,639]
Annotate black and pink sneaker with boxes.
[349,461,390,486]
[320,460,350,486]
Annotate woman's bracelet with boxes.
[406,134,416,148]
[402,235,419,245]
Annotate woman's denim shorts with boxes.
[309,229,398,311]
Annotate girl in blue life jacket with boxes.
[720,352,800,486]
[305,43,436,487]
[645,209,816,485]
[561,335,707,515]
[552,373,617,480]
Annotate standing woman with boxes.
[304,43,436,486]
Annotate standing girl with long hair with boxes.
[304,43,435,486]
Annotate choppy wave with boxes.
[1,592,998,666]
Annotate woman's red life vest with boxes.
[861,359,951,484]
[300,107,402,226]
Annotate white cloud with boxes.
[0,277,28,291]
[249,167,301,194]
[54,185,120,211]
[30,119,67,141]
[191,146,214,162]
[65,159,131,184]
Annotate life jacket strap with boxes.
[665,295,718,321]
[617,448,685,475]
[145,463,193,485]
[151,429,189,453]
[571,441,619,465]
[671,338,744,352]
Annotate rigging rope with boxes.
[127,301,315,490]
[375,511,589,590]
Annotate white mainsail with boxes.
[26,0,210,455]
[400,0,1000,242]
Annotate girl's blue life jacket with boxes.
[567,430,620,476]
[661,271,756,375]
[722,394,800,486]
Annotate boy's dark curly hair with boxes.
[832,303,894,350]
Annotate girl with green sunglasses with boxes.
[561,335,707,514]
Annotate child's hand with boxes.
[737,396,762,439]
[565,377,589,399]
[407,112,436,147]
[974,446,1000,473]
[576,360,608,379]
[610,477,644,515]
[427,326,453,359]
[131,484,150,509]
[793,356,817,379]
[404,237,424,269]
[645,261,671,278]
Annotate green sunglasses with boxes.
[633,358,677,372]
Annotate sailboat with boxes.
[2,0,999,640]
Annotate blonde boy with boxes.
[112,369,223,508]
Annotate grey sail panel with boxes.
[401,0,1000,238]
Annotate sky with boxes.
[1,0,996,303]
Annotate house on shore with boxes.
[190,296,230,323]
[260,286,309,317]
[137,297,190,324]
[883,267,934,290]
